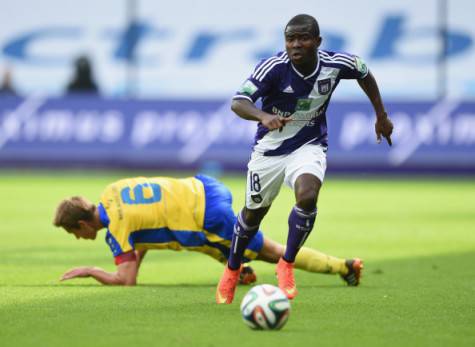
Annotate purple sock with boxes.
[228,211,259,270]
[283,206,317,263]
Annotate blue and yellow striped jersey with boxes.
[99,176,206,257]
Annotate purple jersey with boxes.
[233,49,369,156]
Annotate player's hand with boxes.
[261,113,293,131]
[375,112,394,146]
[60,267,91,281]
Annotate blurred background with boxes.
[0,0,474,173]
[1,4,474,344]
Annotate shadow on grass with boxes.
[3,250,475,290]
[0,283,105,288]
[2,250,474,290]
[0,283,218,288]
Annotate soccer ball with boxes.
[240,284,291,330]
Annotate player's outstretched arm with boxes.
[60,260,138,286]
[357,72,394,146]
[231,99,292,131]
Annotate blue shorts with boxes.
[195,174,264,263]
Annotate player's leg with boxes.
[227,157,285,271]
[193,177,261,286]
[255,236,363,286]
[255,237,284,263]
[294,247,345,274]
[257,237,350,276]
[216,210,264,303]
[217,153,285,304]
[275,175,321,298]
[294,247,363,286]
[227,206,269,270]
[284,173,321,263]
[229,154,285,269]
[276,144,327,299]
[194,174,259,299]
[194,175,262,285]
[250,234,364,286]
[217,208,271,303]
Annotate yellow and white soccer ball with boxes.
[240,284,291,330]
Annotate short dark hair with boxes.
[285,14,320,37]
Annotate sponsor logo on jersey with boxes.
[283,85,294,93]
[355,56,368,75]
[240,80,258,96]
[296,99,312,111]
[317,78,332,95]
[272,106,292,118]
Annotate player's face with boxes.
[285,24,321,66]
[67,221,97,240]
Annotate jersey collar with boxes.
[97,203,110,227]
[291,53,320,80]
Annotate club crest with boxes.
[251,194,263,204]
[317,78,332,95]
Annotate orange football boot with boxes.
[276,257,298,299]
[216,266,240,304]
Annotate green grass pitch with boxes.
[1,171,474,347]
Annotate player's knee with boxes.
[295,188,318,211]
[123,279,137,286]
[294,174,321,211]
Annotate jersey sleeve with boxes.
[114,251,137,265]
[338,55,369,80]
[105,229,133,258]
[232,58,278,103]
[101,184,135,260]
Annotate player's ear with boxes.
[315,36,322,48]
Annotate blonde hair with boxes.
[53,196,95,229]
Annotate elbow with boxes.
[116,274,137,286]
[231,98,252,118]
[123,277,137,286]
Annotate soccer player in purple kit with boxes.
[216,14,394,304]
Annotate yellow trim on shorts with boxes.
[135,242,183,251]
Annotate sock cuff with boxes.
[293,206,317,218]
[237,210,259,232]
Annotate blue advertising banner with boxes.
[0,96,474,173]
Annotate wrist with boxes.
[257,112,271,123]
[376,111,387,120]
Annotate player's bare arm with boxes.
[231,98,292,131]
[357,72,394,145]
[61,260,138,285]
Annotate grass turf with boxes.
[0,171,474,347]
